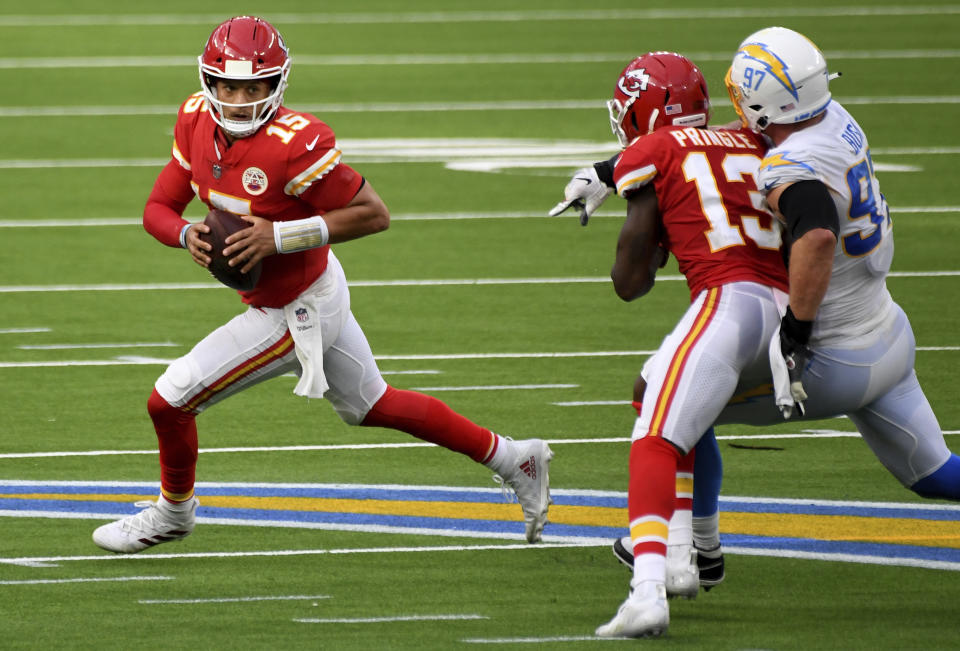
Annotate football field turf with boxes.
[2,1,959,648]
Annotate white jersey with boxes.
[757,100,896,346]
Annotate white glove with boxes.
[548,166,614,226]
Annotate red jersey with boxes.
[145,91,363,308]
[613,126,788,299]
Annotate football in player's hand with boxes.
[199,209,262,291]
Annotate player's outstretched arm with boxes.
[548,154,618,225]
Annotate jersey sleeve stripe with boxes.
[172,141,191,171]
[616,164,657,197]
[284,148,342,196]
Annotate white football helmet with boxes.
[725,26,838,132]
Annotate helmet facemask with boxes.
[199,65,289,138]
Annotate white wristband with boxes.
[179,223,192,248]
[273,215,330,254]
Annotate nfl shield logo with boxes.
[295,308,308,322]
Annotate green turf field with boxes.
[2,2,959,648]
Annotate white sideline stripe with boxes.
[139,594,330,604]
[0,575,172,585]
[295,614,486,624]
[1,431,957,459]
[2,7,959,28]
[0,327,51,333]
[1,205,958,228]
[408,383,577,392]
[724,545,960,572]
[1,271,958,296]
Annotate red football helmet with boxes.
[607,52,711,147]
[198,15,291,138]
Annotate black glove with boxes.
[779,305,813,414]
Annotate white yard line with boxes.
[2,7,960,28]
[0,576,172,585]
[18,342,177,350]
[0,431,957,460]
[139,594,330,604]
[0,205,958,229]
[295,614,487,624]
[2,97,960,119]
[408,383,578,392]
[462,636,624,644]
[0,271,958,297]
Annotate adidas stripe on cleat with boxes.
[493,438,554,543]
[92,497,198,554]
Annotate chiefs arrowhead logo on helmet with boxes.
[618,68,651,97]
[607,52,710,148]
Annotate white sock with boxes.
[160,495,195,513]
[483,434,513,472]
[668,507,693,547]
[632,552,666,587]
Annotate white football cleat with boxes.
[493,438,554,543]
[92,497,198,554]
[665,544,699,599]
[612,537,699,599]
[596,581,669,638]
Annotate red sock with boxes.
[360,386,496,462]
[629,435,682,558]
[147,389,198,502]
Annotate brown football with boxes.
[198,209,262,291]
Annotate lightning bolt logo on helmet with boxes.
[737,42,798,100]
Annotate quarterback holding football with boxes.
[92,16,552,553]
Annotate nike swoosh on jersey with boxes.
[305,135,320,151]
[575,177,593,184]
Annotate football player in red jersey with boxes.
[92,16,552,554]
[558,52,790,637]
